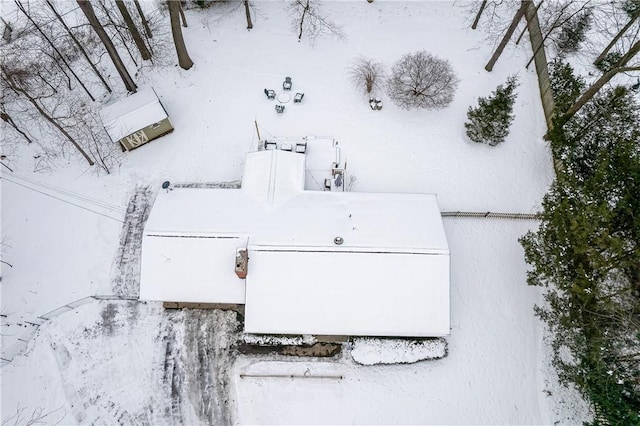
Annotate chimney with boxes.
[235,248,248,279]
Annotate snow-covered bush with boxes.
[348,56,385,95]
[385,51,459,110]
[464,75,519,146]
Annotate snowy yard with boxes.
[1,1,589,424]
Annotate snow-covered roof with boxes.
[100,88,168,141]
[140,235,247,304]
[140,149,450,336]
[242,149,306,205]
[244,250,450,337]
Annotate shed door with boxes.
[123,130,149,150]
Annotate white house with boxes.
[140,144,450,337]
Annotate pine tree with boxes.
[556,9,592,55]
[548,59,585,116]
[521,86,640,425]
[465,75,519,146]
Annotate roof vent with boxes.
[334,236,344,245]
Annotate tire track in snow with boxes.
[161,311,185,424]
[183,309,240,425]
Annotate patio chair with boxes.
[283,77,292,90]
[295,141,307,153]
[294,92,304,103]
[264,88,276,99]
[275,104,285,113]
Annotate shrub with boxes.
[385,51,458,110]
[464,75,519,146]
[348,57,385,95]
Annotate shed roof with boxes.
[100,88,168,141]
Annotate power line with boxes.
[8,173,125,214]
[2,177,124,223]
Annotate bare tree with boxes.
[1,65,94,166]
[2,404,66,426]
[594,8,640,65]
[168,0,194,70]
[133,0,153,37]
[178,1,188,27]
[348,56,385,95]
[244,0,253,30]
[526,0,593,66]
[14,0,96,101]
[115,0,151,60]
[472,0,488,30]
[1,50,122,174]
[45,0,112,93]
[1,107,34,144]
[1,17,13,43]
[485,0,528,72]
[98,0,139,67]
[77,0,137,92]
[563,39,640,120]
[386,51,459,110]
[289,0,343,43]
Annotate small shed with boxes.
[100,88,173,151]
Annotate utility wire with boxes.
[7,173,125,214]
[2,177,124,223]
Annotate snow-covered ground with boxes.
[1,1,590,424]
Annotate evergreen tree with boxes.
[465,76,518,146]
[557,9,592,55]
[521,86,640,425]
[548,59,585,116]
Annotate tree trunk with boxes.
[77,0,137,92]
[178,1,188,27]
[526,2,589,69]
[14,0,96,101]
[116,0,151,60]
[133,0,152,38]
[1,110,34,144]
[563,40,640,120]
[471,0,487,30]
[46,0,112,93]
[298,0,309,41]
[516,0,542,45]
[168,0,194,70]
[244,0,253,30]
[485,1,528,72]
[99,0,138,67]
[594,10,640,65]
[2,68,95,166]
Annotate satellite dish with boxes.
[162,181,170,189]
